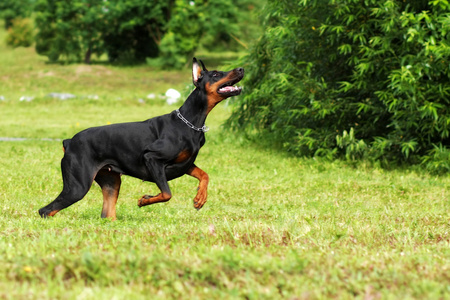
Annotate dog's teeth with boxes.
[219,86,240,93]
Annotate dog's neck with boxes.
[178,88,209,129]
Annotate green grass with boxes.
[0,27,449,299]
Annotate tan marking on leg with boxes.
[101,176,121,221]
[138,192,172,207]
[187,165,209,209]
[96,169,121,220]
[48,210,60,217]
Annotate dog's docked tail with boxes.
[62,139,71,153]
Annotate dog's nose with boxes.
[236,67,244,74]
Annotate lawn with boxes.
[0,28,449,299]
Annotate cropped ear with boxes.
[192,57,202,87]
[200,60,208,72]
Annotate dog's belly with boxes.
[102,155,197,183]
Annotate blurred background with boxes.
[0,0,263,66]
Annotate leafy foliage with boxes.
[0,0,34,29]
[101,0,171,63]
[35,0,105,62]
[33,0,262,65]
[152,0,262,69]
[227,0,450,170]
[34,0,170,63]
[5,18,34,48]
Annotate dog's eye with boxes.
[213,72,219,77]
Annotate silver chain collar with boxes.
[175,109,209,133]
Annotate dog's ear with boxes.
[192,57,202,87]
[200,60,208,72]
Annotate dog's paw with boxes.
[138,195,153,207]
[193,188,207,210]
[38,208,48,218]
[38,208,59,218]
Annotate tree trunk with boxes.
[84,47,92,64]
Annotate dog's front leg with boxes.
[138,152,172,207]
[187,164,209,210]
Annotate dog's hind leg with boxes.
[38,155,96,218]
[95,169,121,220]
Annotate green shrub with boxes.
[35,0,90,62]
[33,0,262,65]
[0,0,32,29]
[101,0,168,63]
[421,143,450,174]
[227,0,450,169]
[34,0,168,63]
[156,0,262,69]
[5,18,34,48]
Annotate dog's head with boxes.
[192,57,244,113]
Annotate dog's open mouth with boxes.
[218,85,242,96]
[217,71,244,96]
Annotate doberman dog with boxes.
[38,58,244,220]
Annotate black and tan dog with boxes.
[39,58,244,220]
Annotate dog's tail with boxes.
[62,139,71,153]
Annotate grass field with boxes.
[0,28,449,299]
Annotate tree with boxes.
[101,0,173,63]
[6,18,34,48]
[0,0,33,29]
[157,0,262,69]
[35,0,107,63]
[33,0,261,65]
[34,0,173,63]
[227,0,450,171]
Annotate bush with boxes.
[227,0,450,169]
[156,0,262,69]
[34,0,169,63]
[102,0,169,63]
[0,0,32,29]
[33,0,262,65]
[6,18,34,48]
[34,0,95,62]
[421,144,450,174]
